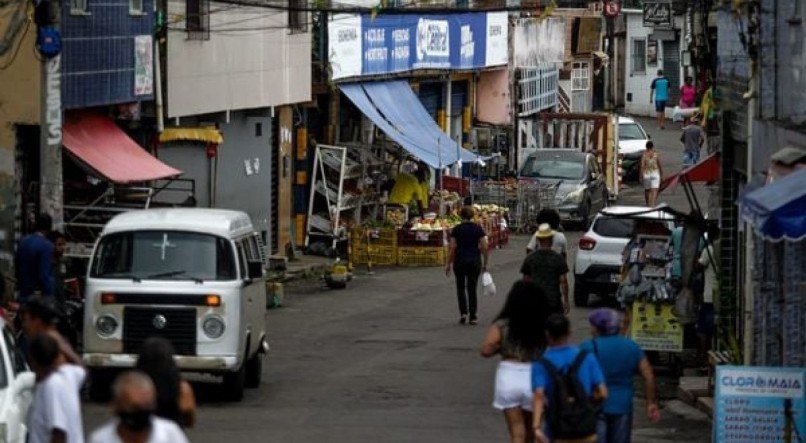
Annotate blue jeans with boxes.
[682,150,700,166]
[596,412,632,443]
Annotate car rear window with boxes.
[593,217,635,238]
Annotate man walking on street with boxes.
[521,224,570,315]
[650,70,670,130]
[90,371,188,443]
[27,331,86,443]
[532,314,607,443]
[680,112,705,166]
[15,213,55,303]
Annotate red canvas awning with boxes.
[63,112,182,183]
[660,152,720,192]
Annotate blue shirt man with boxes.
[580,335,644,415]
[531,314,607,443]
[15,215,55,302]
[650,70,670,129]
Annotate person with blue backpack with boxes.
[580,308,660,443]
[532,314,607,443]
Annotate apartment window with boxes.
[631,39,646,74]
[572,61,590,91]
[288,0,306,33]
[70,0,88,15]
[129,0,143,15]
[186,0,210,40]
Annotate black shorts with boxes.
[655,100,667,112]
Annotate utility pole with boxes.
[38,0,63,230]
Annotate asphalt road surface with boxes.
[81,116,713,441]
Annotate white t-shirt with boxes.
[89,417,189,443]
[28,364,87,443]
[698,245,716,303]
[526,232,568,257]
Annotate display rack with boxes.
[305,144,381,250]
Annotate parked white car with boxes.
[0,318,35,443]
[618,116,650,181]
[573,206,675,307]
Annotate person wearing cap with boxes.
[770,145,806,180]
[580,308,660,443]
[680,111,704,166]
[520,224,569,315]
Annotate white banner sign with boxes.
[134,35,153,96]
[513,18,565,68]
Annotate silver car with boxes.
[519,149,609,227]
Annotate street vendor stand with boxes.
[607,205,717,374]
[471,179,559,234]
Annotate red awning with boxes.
[63,112,182,183]
[660,152,720,192]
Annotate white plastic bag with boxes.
[482,272,497,297]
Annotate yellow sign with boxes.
[630,301,683,352]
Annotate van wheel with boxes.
[88,369,114,402]
[245,351,263,388]
[574,282,590,308]
[222,363,245,401]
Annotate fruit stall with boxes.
[350,196,509,268]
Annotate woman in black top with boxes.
[446,206,489,325]
[136,337,197,428]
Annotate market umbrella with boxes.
[740,167,806,241]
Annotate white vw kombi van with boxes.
[82,209,268,401]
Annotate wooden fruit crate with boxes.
[351,244,397,266]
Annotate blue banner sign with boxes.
[329,12,508,80]
[714,366,805,442]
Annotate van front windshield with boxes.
[91,231,237,281]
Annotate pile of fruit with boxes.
[385,208,407,227]
[472,204,508,216]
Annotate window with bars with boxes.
[571,61,590,91]
[631,39,646,74]
[288,0,306,32]
[186,0,210,40]
[70,0,88,15]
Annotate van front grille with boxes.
[123,307,197,355]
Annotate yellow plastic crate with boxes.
[351,228,397,247]
[397,246,446,267]
[352,244,397,266]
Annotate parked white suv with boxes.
[573,206,674,307]
[618,116,650,182]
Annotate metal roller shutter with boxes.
[662,40,681,106]
[417,82,443,121]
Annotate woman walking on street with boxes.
[136,337,197,428]
[481,281,551,443]
[580,309,661,443]
[446,206,489,325]
[639,141,663,207]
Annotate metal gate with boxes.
[662,40,681,106]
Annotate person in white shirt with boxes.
[525,209,568,260]
[90,371,188,443]
[27,331,87,443]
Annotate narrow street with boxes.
[81,119,713,442]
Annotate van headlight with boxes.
[95,315,118,337]
[202,315,225,338]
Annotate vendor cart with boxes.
[606,206,718,375]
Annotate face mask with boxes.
[117,409,152,432]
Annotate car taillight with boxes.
[579,237,597,250]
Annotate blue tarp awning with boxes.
[740,168,806,241]
[340,80,484,169]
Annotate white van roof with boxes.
[102,209,255,238]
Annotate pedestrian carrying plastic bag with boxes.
[482,272,497,297]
